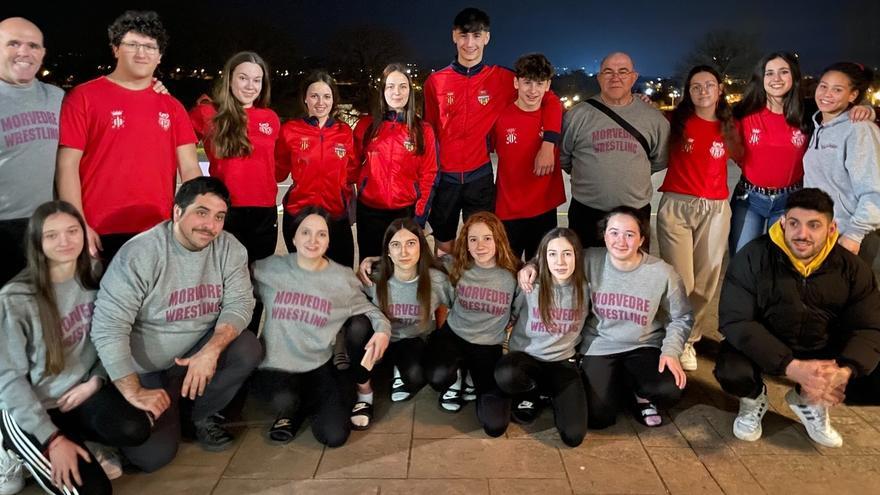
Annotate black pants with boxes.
[0,217,27,288]
[0,385,151,495]
[503,209,558,262]
[568,199,651,249]
[427,173,496,243]
[713,340,880,404]
[424,323,509,437]
[355,201,414,260]
[494,351,587,447]
[581,347,683,429]
[99,232,137,267]
[379,337,428,395]
[225,206,278,263]
[123,331,263,472]
[282,210,354,269]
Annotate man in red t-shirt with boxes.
[56,11,200,263]
[493,54,565,260]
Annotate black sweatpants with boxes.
[502,209,558,262]
[355,201,414,260]
[424,323,509,437]
[581,347,683,429]
[282,210,354,269]
[567,199,651,250]
[494,351,587,447]
[0,217,27,288]
[98,232,137,268]
[713,340,880,404]
[122,331,263,472]
[0,385,151,495]
[225,206,278,333]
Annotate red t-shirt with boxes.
[659,115,729,199]
[493,103,565,220]
[738,107,807,188]
[190,104,280,207]
[59,77,197,235]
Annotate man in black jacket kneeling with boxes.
[715,187,880,448]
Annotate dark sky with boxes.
[4,0,879,77]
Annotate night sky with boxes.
[3,0,879,77]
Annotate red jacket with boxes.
[353,113,438,220]
[424,61,562,179]
[275,117,357,218]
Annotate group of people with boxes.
[1,5,880,495]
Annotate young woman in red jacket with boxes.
[276,71,358,268]
[353,63,439,259]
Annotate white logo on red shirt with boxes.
[446,92,455,105]
[749,128,761,144]
[300,137,310,151]
[258,122,273,135]
[111,111,125,129]
[403,139,415,152]
[710,141,725,159]
[334,143,346,159]
[683,137,694,153]
[158,112,170,131]
[791,130,806,147]
[505,128,517,144]
[477,90,490,106]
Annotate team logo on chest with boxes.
[709,141,725,159]
[258,122,273,135]
[683,137,694,153]
[505,128,518,145]
[334,143,347,159]
[403,139,415,152]
[300,137,310,151]
[158,112,171,131]
[791,130,806,147]
[477,90,490,106]
[446,92,455,105]
[111,110,125,129]
[749,128,761,144]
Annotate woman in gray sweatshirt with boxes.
[580,207,693,429]
[253,207,391,446]
[803,62,880,266]
[0,201,150,495]
[495,228,590,447]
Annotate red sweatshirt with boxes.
[424,61,562,180]
[275,117,357,219]
[659,115,729,200]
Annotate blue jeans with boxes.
[728,188,791,254]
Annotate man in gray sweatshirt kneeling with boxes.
[91,176,261,472]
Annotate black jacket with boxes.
[719,235,880,377]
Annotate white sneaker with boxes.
[0,446,24,495]
[785,389,843,448]
[733,386,769,442]
[680,343,698,371]
[86,442,123,480]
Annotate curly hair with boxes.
[449,211,519,285]
[107,10,169,53]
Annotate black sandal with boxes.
[268,416,297,443]
[350,401,373,431]
[633,402,662,427]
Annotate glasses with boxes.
[599,69,633,78]
[118,41,159,55]
[689,82,719,94]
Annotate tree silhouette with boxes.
[677,30,761,81]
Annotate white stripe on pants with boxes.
[1,410,77,495]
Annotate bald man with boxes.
[560,52,669,249]
[0,17,64,287]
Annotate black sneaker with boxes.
[511,398,541,425]
[193,414,235,452]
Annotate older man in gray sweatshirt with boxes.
[560,52,669,248]
[91,177,260,472]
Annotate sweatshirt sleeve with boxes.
[540,91,563,144]
[841,123,880,243]
[348,274,392,335]
[650,110,671,174]
[718,249,795,375]
[0,297,59,444]
[216,241,256,334]
[415,123,439,223]
[559,105,584,174]
[837,255,880,377]
[659,269,694,357]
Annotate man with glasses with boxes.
[57,10,200,264]
[560,52,669,248]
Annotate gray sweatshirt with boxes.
[803,110,880,243]
[446,264,517,345]
[91,222,254,381]
[0,80,64,220]
[508,281,590,362]
[580,248,693,357]
[255,254,391,373]
[0,273,102,443]
[365,269,452,341]
[560,96,669,211]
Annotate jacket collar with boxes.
[383,111,405,123]
[451,59,486,76]
[303,116,336,128]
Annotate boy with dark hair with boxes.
[493,53,565,260]
[424,7,562,255]
[57,10,201,265]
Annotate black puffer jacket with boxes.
[719,235,880,377]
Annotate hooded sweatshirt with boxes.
[768,221,839,277]
[803,110,880,243]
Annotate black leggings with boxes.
[424,323,509,437]
[581,347,683,429]
[494,351,587,447]
[0,385,151,495]
[355,201,414,260]
[381,337,428,394]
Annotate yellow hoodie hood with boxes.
[769,221,838,277]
